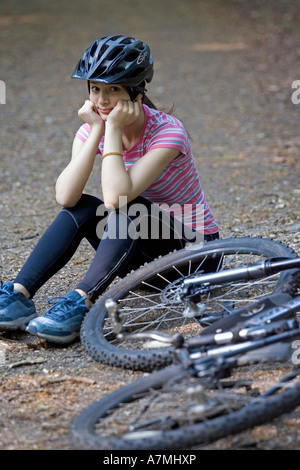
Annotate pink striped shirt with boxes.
[76,104,218,235]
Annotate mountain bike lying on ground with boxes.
[71,251,300,450]
[80,237,300,371]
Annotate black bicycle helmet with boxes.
[72,35,154,88]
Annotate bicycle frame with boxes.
[106,255,300,357]
[182,257,300,288]
[72,252,300,451]
[106,293,300,397]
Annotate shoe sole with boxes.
[0,313,38,331]
[27,329,79,344]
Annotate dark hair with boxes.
[142,94,157,110]
[126,81,157,110]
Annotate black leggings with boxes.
[15,194,219,302]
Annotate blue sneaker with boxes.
[26,290,88,344]
[0,281,37,330]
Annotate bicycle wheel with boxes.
[70,363,300,450]
[81,237,299,371]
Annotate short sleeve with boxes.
[147,121,189,156]
[75,123,101,155]
[76,123,90,142]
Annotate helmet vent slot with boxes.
[125,51,140,62]
[108,47,123,60]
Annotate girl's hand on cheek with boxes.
[78,100,104,130]
[107,99,143,128]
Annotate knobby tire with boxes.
[81,237,299,371]
[70,363,300,450]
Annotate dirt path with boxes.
[0,0,300,450]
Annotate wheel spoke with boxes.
[103,251,282,348]
[81,237,298,370]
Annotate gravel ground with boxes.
[0,0,300,451]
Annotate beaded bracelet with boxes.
[102,151,123,160]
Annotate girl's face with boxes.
[89,82,131,119]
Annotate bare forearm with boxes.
[101,123,132,208]
[56,126,103,207]
[100,98,177,210]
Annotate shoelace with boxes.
[44,295,86,321]
[0,282,14,306]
